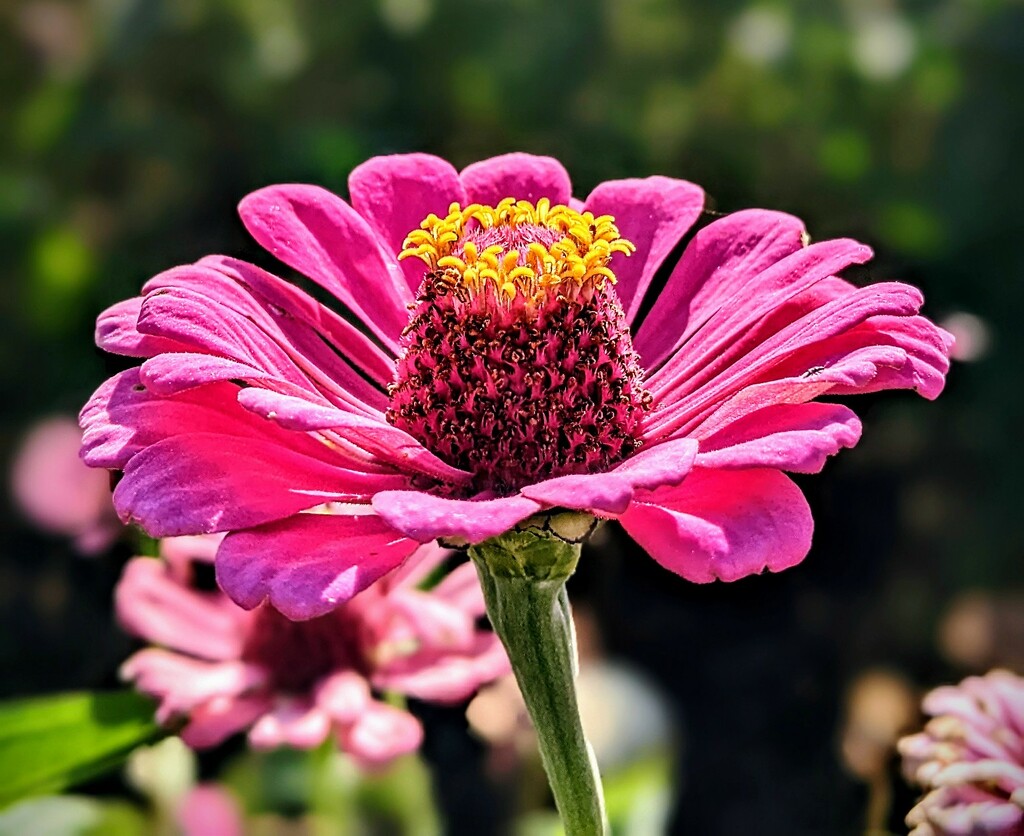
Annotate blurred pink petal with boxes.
[177,785,244,836]
[11,416,118,553]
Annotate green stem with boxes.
[469,513,607,836]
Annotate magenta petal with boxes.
[694,403,862,474]
[114,432,402,537]
[80,369,364,471]
[372,491,542,544]
[521,438,698,515]
[348,154,467,294]
[236,388,472,484]
[767,314,953,402]
[647,280,930,440]
[584,177,705,323]
[215,513,417,619]
[646,237,874,400]
[137,264,389,413]
[635,209,808,367]
[238,184,411,350]
[194,256,395,392]
[460,153,572,206]
[139,353,320,401]
[620,468,813,583]
[96,297,192,358]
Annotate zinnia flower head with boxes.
[81,153,952,618]
[117,536,507,766]
[899,670,1024,835]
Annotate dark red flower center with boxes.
[242,606,365,693]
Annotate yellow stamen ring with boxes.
[399,198,635,303]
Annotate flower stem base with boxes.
[469,513,607,836]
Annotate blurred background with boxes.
[1,0,1021,833]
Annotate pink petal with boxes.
[368,587,478,656]
[584,176,705,323]
[372,634,510,703]
[646,281,929,439]
[249,700,332,750]
[372,491,542,544]
[113,432,403,537]
[384,541,456,590]
[135,284,384,417]
[194,256,395,391]
[521,437,699,515]
[647,237,874,401]
[235,388,472,484]
[177,786,245,836]
[238,184,411,351]
[635,209,808,367]
[137,288,320,389]
[315,671,371,725]
[160,534,223,583]
[115,558,246,660]
[96,297,192,358]
[431,560,487,615]
[768,314,952,401]
[348,154,468,294]
[181,695,271,749]
[121,650,266,721]
[80,369,363,471]
[694,403,862,474]
[340,700,423,768]
[215,513,417,619]
[620,468,813,583]
[139,353,329,403]
[460,153,572,206]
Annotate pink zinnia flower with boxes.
[899,670,1024,835]
[81,153,951,618]
[116,536,506,766]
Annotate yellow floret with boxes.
[399,198,635,304]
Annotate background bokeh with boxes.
[1,0,1021,833]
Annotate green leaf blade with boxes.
[0,691,163,807]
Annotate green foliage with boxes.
[0,796,147,836]
[0,691,163,808]
[222,745,441,834]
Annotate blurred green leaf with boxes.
[603,753,673,836]
[819,130,872,182]
[27,225,97,334]
[876,200,945,257]
[0,691,163,808]
[0,796,147,836]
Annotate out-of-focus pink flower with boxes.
[81,153,952,618]
[11,416,119,553]
[116,536,507,767]
[176,785,244,836]
[899,670,1024,835]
